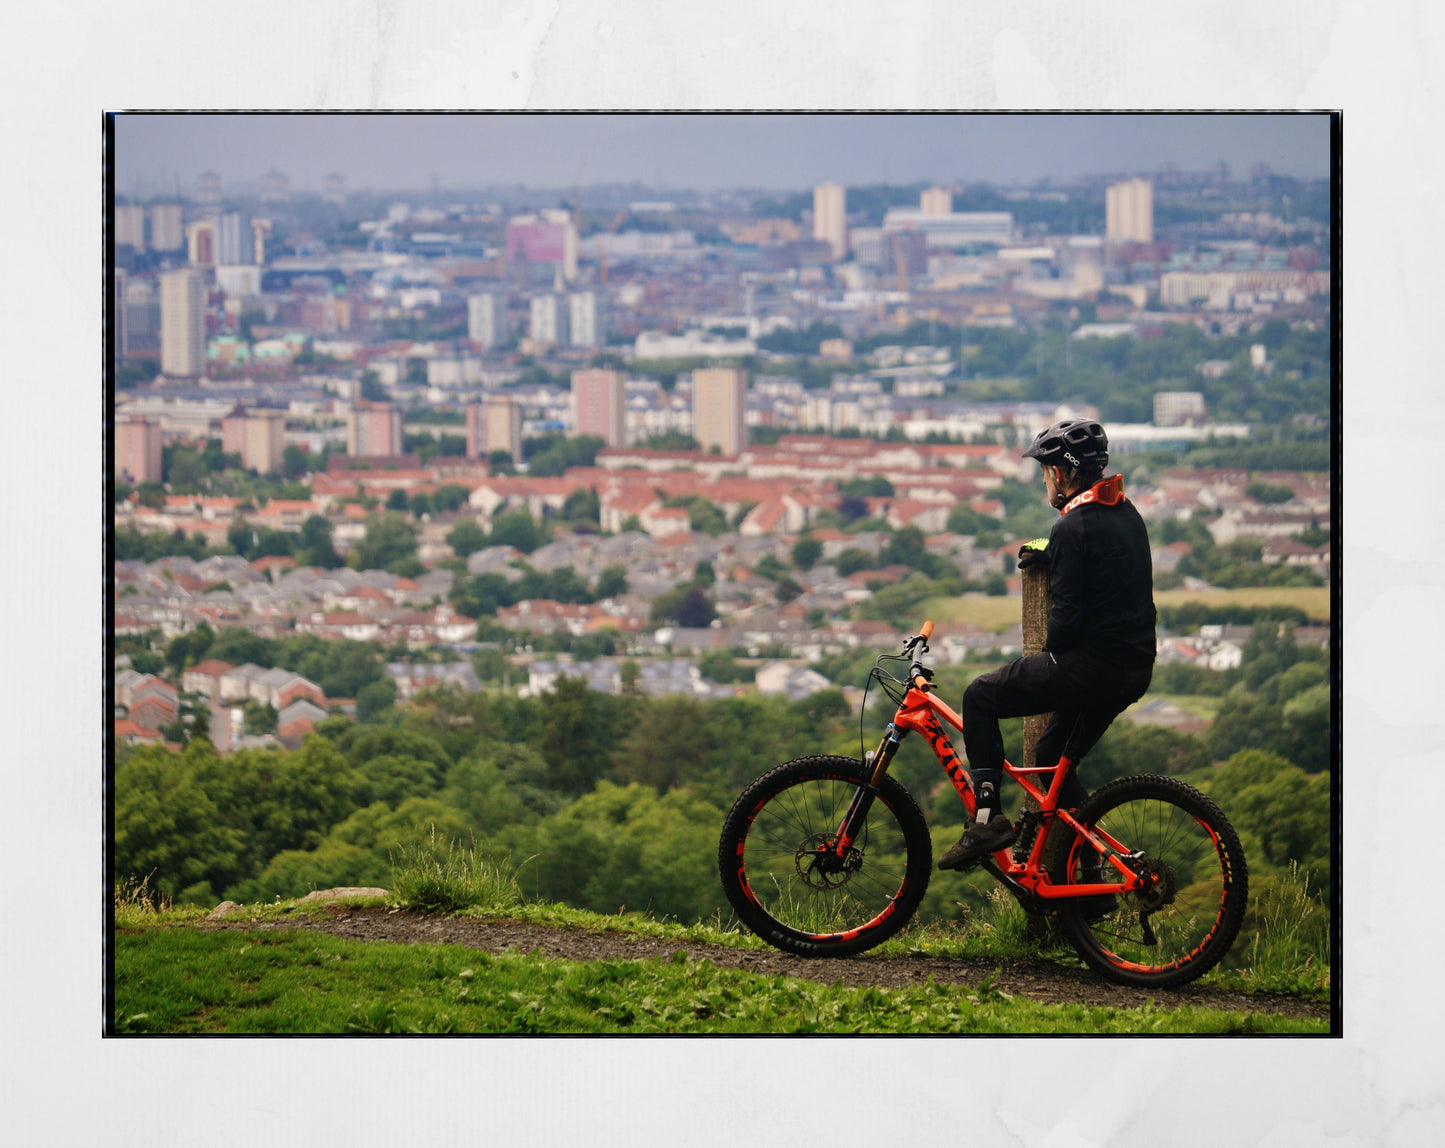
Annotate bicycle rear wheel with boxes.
[718,756,932,958]
[1049,774,1248,989]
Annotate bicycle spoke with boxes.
[1054,777,1246,985]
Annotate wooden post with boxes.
[1020,563,1052,770]
[1019,561,1053,939]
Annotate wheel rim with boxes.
[1066,795,1234,976]
[738,775,914,942]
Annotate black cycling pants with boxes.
[960,651,1153,809]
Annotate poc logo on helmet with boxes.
[1063,451,1080,468]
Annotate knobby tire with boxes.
[1047,774,1249,989]
[718,756,932,958]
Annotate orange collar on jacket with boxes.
[1060,474,1125,516]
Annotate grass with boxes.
[918,594,1031,633]
[921,585,1331,634]
[1210,863,1331,999]
[1153,586,1331,622]
[112,844,1330,1033]
[112,927,1325,1035]
[388,828,524,914]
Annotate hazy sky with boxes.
[113,112,1330,196]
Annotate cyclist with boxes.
[939,417,1157,870]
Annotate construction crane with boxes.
[600,209,627,284]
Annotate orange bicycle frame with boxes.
[861,630,1147,900]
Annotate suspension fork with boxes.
[831,724,905,856]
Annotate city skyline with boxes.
[113,113,1331,198]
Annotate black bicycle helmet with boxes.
[1022,417,1109,471]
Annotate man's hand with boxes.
[1017,538,1050,570]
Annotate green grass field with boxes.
[1153,586,1331,622]
[922,586,1331,633]
[112,924,1325,1035]
[111,861,1330,1035]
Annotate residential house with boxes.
[467,544,526,577]
[115,719,168,747]
[219,662,270,702]
[1123,696,1210,734]
[526,657,624,697]
[755,660,834,700]
[277,699,330,748]
[294,611,382,642]
[637,658,707,697]
[387,604,479,648]
[387,661,483,701]
[274,674,326,710]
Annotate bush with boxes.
[390,828,522,913]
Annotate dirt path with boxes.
[201,905,1329,1022]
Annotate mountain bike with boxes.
[717,621,1249,988]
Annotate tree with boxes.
[432,485,471,513]
[488,743,565,818]
[164,622,216,674]
[595,565,629,599]
[1283,683,1332,773]
[609,695,708,793]
[755,553,787,581]
[1246,481,1294,504]
[675,585,717,628]
[487,507,547,554]
[537,676,621,795]
[443,755,529,833]
[298,514,340,569]
[651,583,717,628]
[524,783,728,921]
[243,700,278,735]
[839,475,893,498]
[206,627,272,669]
[832,547,875,577]
[359,370,388,402]
[946,502,998,536]
[282,445,311,479]
[775,576,804,603]
[560,486,600,526]
[620,660,642,695]
[356,678,398,721]
[881,526,927,569]
[1242,621,1301,690]
[114,744,246,902]
[358,753,444,808]
[1209,749,1330,885]
[446,518,489,558]
[354,511,418,572]
[791,535,823,571]
[1208,690,1288,762]
[698,650,748,684]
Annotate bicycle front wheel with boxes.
[1049,774,1248,989]
[718,756,932,958]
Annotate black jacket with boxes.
[1044,478,1157,668]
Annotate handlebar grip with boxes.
[913,674,931,690]
[919,620,934,641]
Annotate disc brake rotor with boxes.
[796,834,862,889]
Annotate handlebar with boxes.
[906,620,936,691]
[903,619,935,655]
